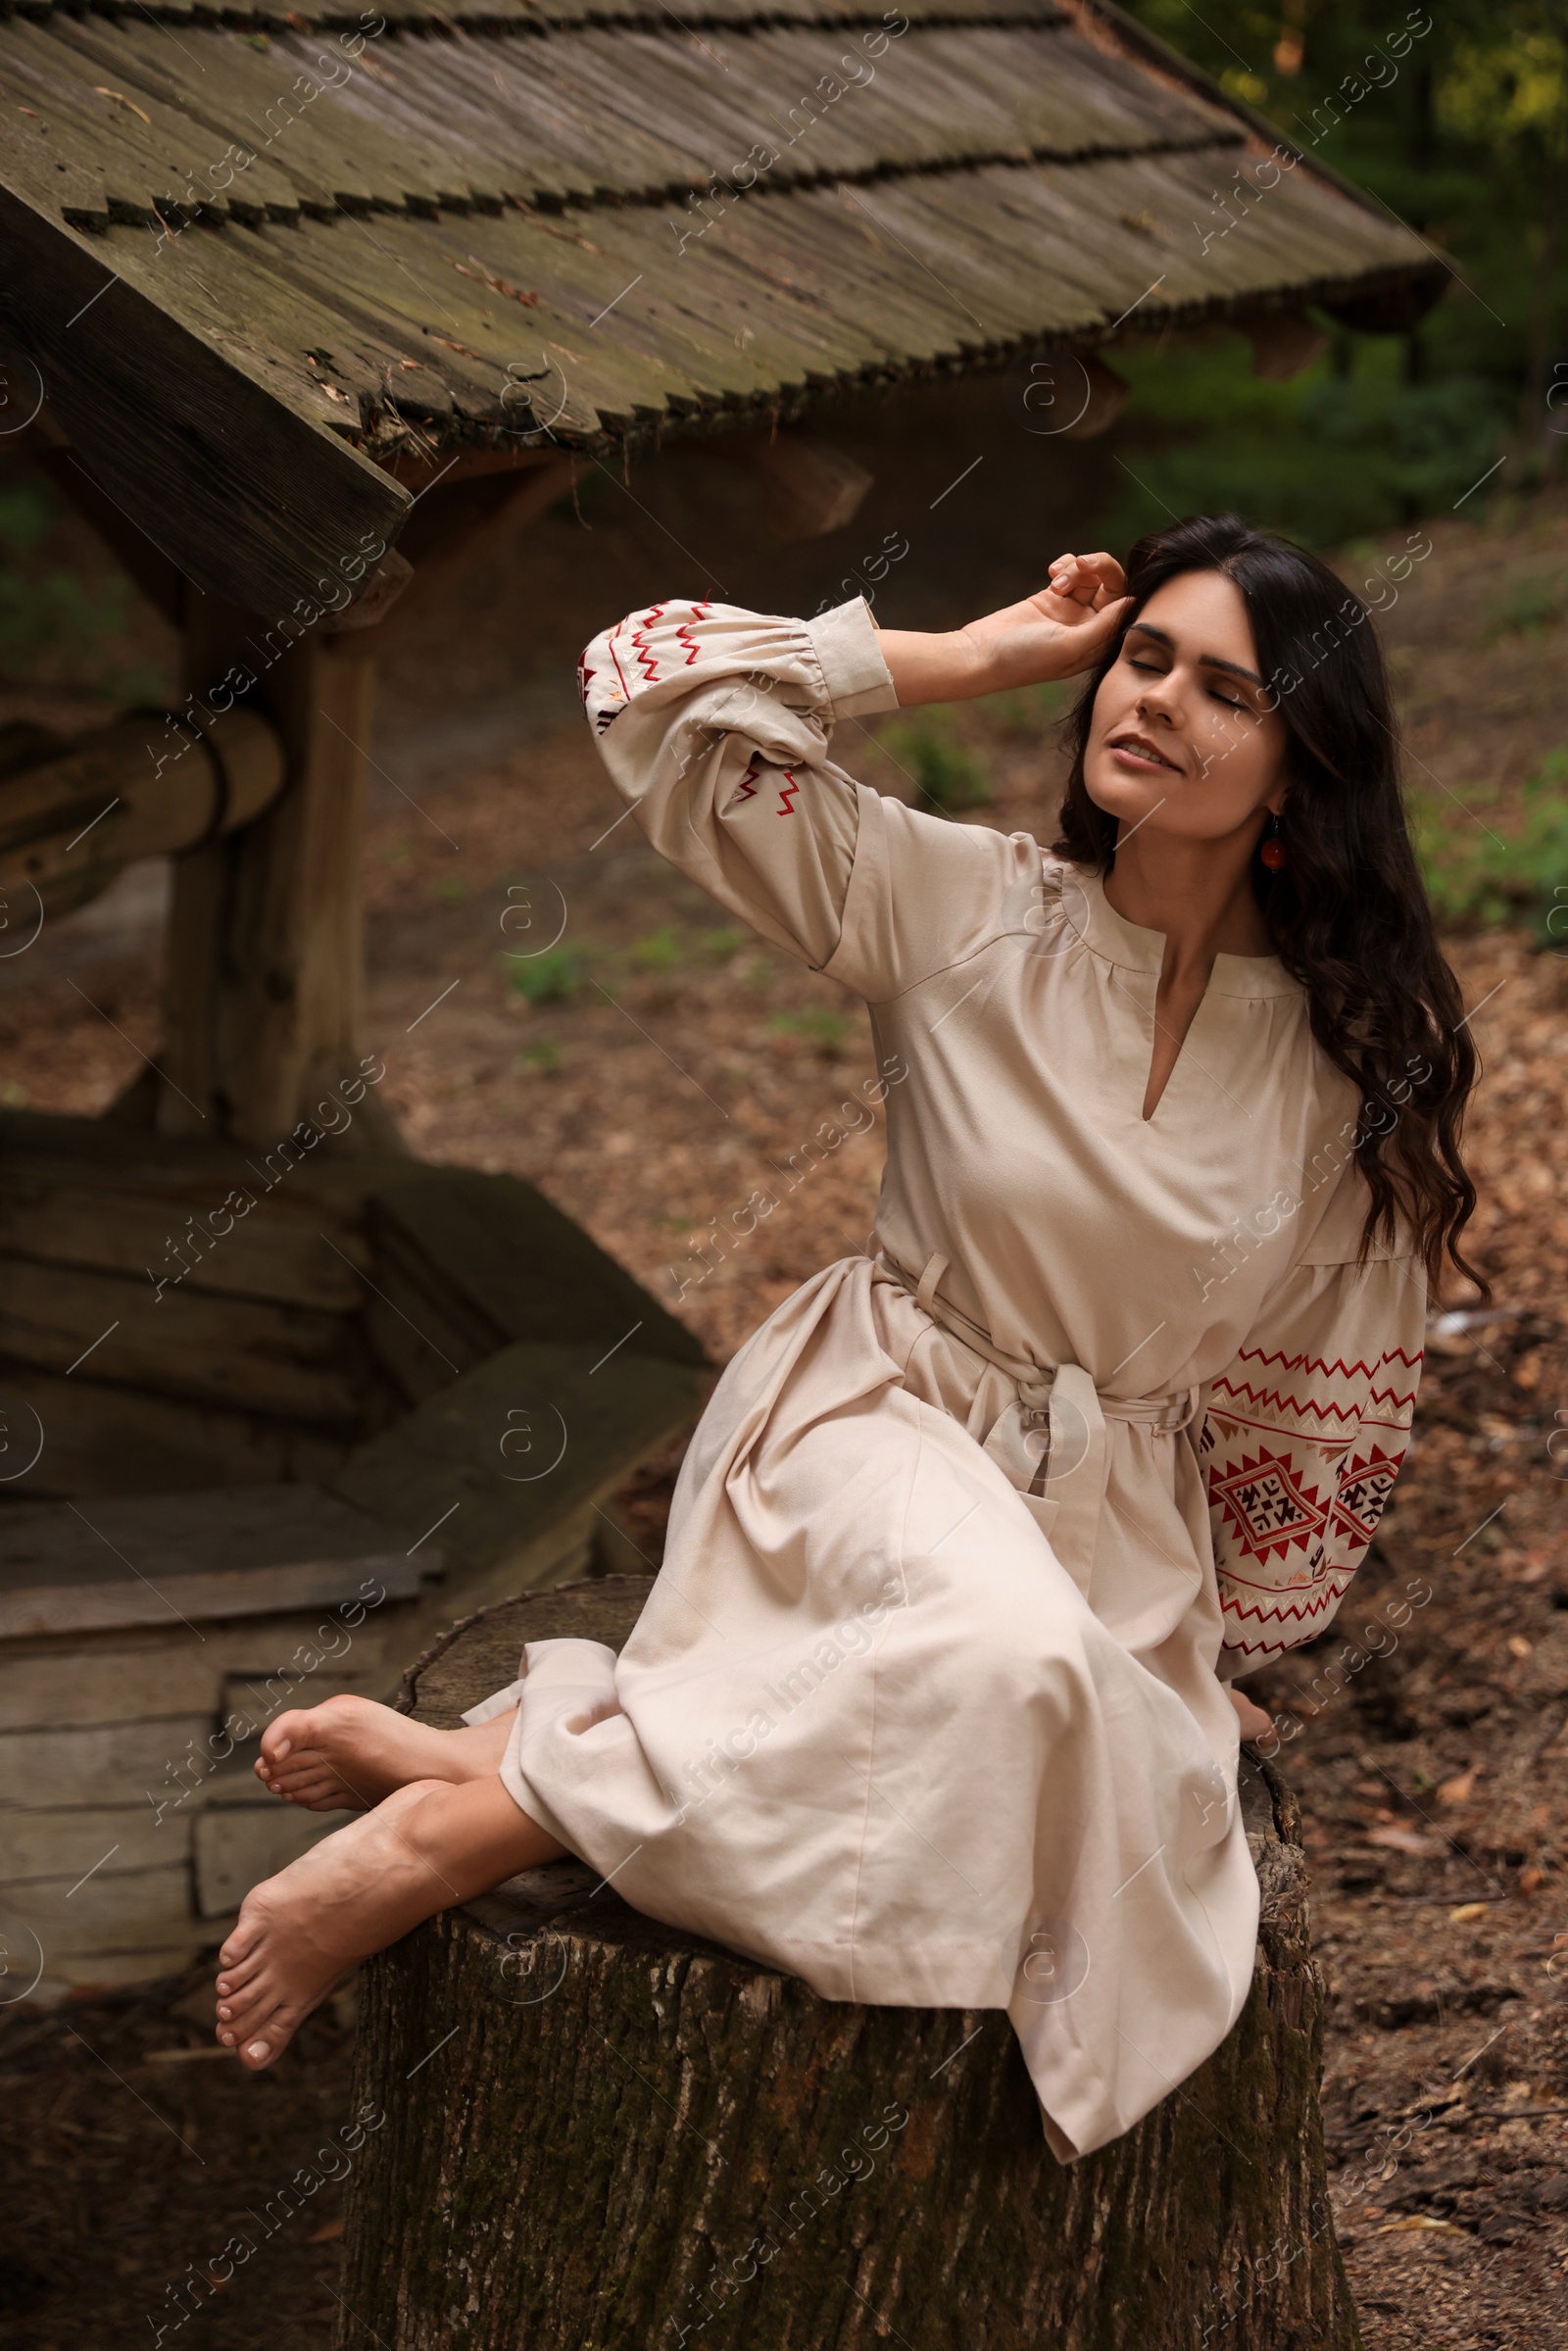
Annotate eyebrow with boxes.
[1125,620,1264,688]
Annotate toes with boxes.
[238,1998,302,2071]
[259,1710,310,1768]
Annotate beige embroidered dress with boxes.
[469,597,1424,2163]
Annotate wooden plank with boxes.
[368,1168,710,1370]
[0,1717,216,1807]
[0,1254,375,1425]
[51,18,387,216]
[0,1802,191,1885]
[2,16,1233,233]
[332,1337,710,1588]
[362,1280,490,1409]
[0,1171,368,1311]
[0,1365,358,1498]
[0,1107,401,1213]
[0,1637,220,1731]
[0,1860,199,1955]
[0,1482,443,1637]
[192,1794,347,1918]
[0,183,410,617]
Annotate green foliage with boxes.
[880,710,992,812]
[1116,0,1566,419]
[742,955,773,990]
[434,876,468,904]
[692,925,746,963]
[986,680,1080,739]
[630,925,684,971]
[0,477,163,696]
[768,1005,853,1055]
[1091,335,1509,552]
[1482,566,1568,639]
[1411,751,1568,943]
[507,947,583,1004]
[513,1036,562,1075]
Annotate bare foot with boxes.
[1227,1685,1276,1745]
[216,1775,563,2070]
[254,1693,515,1812]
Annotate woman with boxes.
[217,514,1479,2162]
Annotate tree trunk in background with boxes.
[339,1580,1362,2351]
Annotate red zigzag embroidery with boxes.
[776,770,800,815]
[1232,1345,1424,1379]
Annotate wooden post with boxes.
[143,457,570,1146]
[156,604,381,1146]
[341,1583,1364,2351]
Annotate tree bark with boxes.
[341,1579,1362,2351]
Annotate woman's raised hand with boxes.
[874,552,1131,708]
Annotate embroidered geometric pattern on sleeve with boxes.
[580,603,715,736]
[1200,1343,1420,1666]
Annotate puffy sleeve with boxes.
[578,595,1013,999]
[1198,1213,1426,1680]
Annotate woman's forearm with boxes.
[868,561,1132,710]
[873,628,996,707]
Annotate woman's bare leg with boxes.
[255,1696,518,1812]
[215,1774,562,2071]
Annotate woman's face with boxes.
[1082,568,1291,845]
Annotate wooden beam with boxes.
[713,433,874,542]
[331,457,573,657]
[380,448,573,495]
[0,182,411,616]
[151,457,570,1141]
[1241,307,1331,382]
[0,706,285,916]
[1058,352,1130,440]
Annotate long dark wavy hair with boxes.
[1054,512,1483,1294]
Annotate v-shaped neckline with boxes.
[1055,866,1297,1127]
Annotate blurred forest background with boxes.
[4,0,1567,937]
[1117,0,1567,543]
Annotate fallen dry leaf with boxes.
[1377,2215,1468,2236]
[1367,1825,1444,1855]
[1507,1634,1533,1658]
[1448,1900,1492,1923]
[1518,1864,1545,1893]
[308,2215,345,2243]
[1439,1768,1479,1806]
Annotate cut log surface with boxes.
[343,1580,1362,2351]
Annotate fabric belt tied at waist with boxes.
[888,1249,1199,1592]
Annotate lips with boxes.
[1107,732,1181,773]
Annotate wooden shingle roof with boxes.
[0,0,1444,612]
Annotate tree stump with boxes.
[340,1579,1362,2351]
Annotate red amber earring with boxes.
[1260,811,1286,871]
